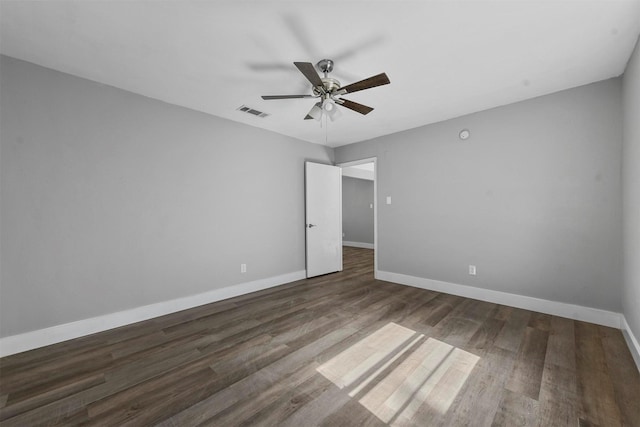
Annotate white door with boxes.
[305,162,342,278]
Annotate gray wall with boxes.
[1,53,631,341]
[342,176,374,245]
[623,37,640,341]
[336,79,623,312]
[0,55,333,337]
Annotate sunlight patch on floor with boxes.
[317,322,480,424]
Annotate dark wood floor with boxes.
[0,247,638,426]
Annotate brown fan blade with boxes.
[338,73,390,95]
[338,98,374,115]
[294,62,324,88]
[262,95,314,100]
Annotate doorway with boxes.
[338,158,377,278]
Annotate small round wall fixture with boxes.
[459,129,470,140]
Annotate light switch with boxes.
[386,196,391,205]
[370,204,373,209]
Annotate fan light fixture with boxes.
[322,97,341,121]
[326,103,342,121]
[307,102,323,121]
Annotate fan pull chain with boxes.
[325,114,329,145]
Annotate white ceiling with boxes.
[1,1,639,147]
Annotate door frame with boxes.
[337,157,378,279]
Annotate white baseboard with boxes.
[377,270,622,329]
[3,267,633,364]
[0,270,306,358]
[622,316,640,372]
[343,241,374,249]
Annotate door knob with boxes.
[307,224,316,228]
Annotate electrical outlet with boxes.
[241,263,247,273]
[469,265,476,276]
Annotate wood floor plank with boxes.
[204,363,321,427]
[575,321,623,426]
[505,326,549,400]
[527,312,551,332]
[278,382,352,427]
[317,322,417,389]
[0,351,113,394]
[439,346,514,426]
[494,305,513,321]
[0,348,205,426]
[318,396,387,427]
[600,325,640,426]
[467,317,506,352]
[420,293,465,327]
[399,345,480,425]
[537,362,579,427]
[1,247,638,426]
[545,316,576,371]
[238,373,333,426]
[0,372,105,421]
[491,389,539,427]
[493,307,531,353]
[87,367,218,425]
[432,298,497,348]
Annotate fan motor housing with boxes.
[312,77,341,96]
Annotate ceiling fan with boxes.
[261,59,390,121]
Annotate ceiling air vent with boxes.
[237,105,270,118]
